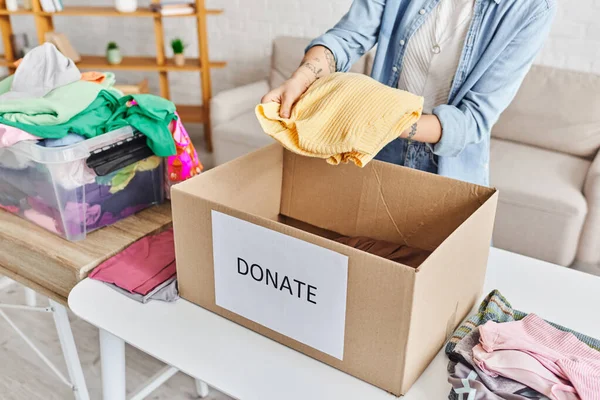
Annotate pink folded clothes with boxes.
[479,314,600,400]
[473,345,580,400]
[0,124,41,147]
[89,229,176,295]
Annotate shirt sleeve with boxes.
[431,3,557,157]
[307,0,386,73]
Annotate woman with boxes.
[261,0,556,186]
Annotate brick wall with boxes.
[5,0,600,104]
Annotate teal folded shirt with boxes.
[0,91,177,157]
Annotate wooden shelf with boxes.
[0,6,224,17]
[0,0,221,152]
[176,104,205,123]
[0,8,35,15]
[75,55,225,72]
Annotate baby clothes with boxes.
[256,72,424,167]
[479,315,600,399]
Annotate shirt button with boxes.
[392,66,398,72]
[419,9,426,15]
[400,40,406,46]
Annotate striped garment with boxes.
[447,290,600,400]
[479,315,600,400]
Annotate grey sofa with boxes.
[211,36,600,267]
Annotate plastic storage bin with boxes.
[0,127,164,241]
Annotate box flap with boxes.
[281,150,496,251]
[173,144,284,220]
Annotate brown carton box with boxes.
[172,144,498,396]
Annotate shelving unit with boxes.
[0,0,224,151]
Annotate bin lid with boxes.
[5,126,138,164]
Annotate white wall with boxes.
[5,0,600,104]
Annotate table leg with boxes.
[195,379,210,398]
[50,300,90,400]
[99,329,126,400]
[24,287,36,307]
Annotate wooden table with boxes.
[68,248,600,400]
[0,203,172,305]
[0,203,173,400]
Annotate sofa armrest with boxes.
[584,152,600,199]
[210,80,270,128]
[580,152,600,264]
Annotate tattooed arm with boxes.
[261,46,336,118]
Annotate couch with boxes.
[211,36,600,267]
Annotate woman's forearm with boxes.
[291,46,337,86]
[400,114,443,144]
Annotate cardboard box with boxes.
[172,144,498,396]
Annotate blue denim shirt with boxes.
[309,0,556,186]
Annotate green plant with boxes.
[107,42,119,51]
[171,38,185,54]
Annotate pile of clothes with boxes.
[446,291,600,400]
[0,43,202,238]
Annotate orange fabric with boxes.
[80,71,106,84]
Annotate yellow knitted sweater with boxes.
[255,72,424,167]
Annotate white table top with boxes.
[69,248,600,400]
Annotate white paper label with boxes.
[211,210,349,360]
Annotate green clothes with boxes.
[0,91,177,157]
[0,78,107,126]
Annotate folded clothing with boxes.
[89,228,176,295]
[334,236,430,268]
[105,277,179,304]
[472,345,579,400]
[449,362,546,400]
[452,328,545,397]
[447,292,600,400]
[478,315,600,400]
[255,72,424,167]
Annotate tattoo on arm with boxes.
[300,61,323,79]
[324,48,336,73]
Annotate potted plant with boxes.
[171,38,185,67]
[106,42,122,65]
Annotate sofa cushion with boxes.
[269,36,368,89]
[492,65,600,158]
[490,138,590,266]
[213,111,272,148]
[213,111,274,165]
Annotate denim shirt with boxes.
[309,0,556,186]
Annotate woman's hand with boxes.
[260,45,337,119]
[261,73,313,119]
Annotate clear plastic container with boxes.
[0,127,164,241]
